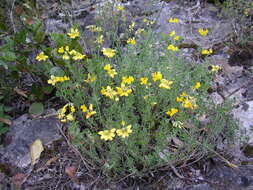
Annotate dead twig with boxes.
[56,124,93,171]
[0,117,12,125]
[10,0,17,33]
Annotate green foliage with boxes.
[0,96,11,139]
[29,102,44,115]
[221,0,253,44]
[38,17,237,177]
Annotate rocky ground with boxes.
[0,0,253,189]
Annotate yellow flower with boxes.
[211,65,221,72]
[102,48,116,58]
[72,52,86,60]
[70,105,75,113]
[62,53,70,60]
[182,97,197,109]
[116,125,132,138]
[58,47,65,54]
[121,120,126,126]
[98,128,116,141]
[174,36,180,41]
[159,79,173,89]
[176,96,184,102]
[103,64,111,71]
[143,18,155,25]
[84,73,96,83]
[168,18,179,23]
[47,75,70,86]
[80,104,87,112]
[95,35,104,44]
[166,108,179,117]
[201,49,213,55]
[67,28,80,39]
[135,28,144,35]
[122,76,134,84]
[116,5,125,11]
[167,44,179,51]
[116,83,132,97]
[83,104,96,119]
[129,21,135,31]
[66,113,75,121]
[65,46,70,52]
[127,38,136,45]
[86,25,102,32]
[101,86,118,100]
[169,30,175,37]
[198,28,208,36]
[107,69,117,78]
[140,77,148,85]
[194,82,201,89]
[152,72,163,82]
[36,52,48,61]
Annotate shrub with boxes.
[33,1,237,178]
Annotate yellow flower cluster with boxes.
[58,46,86,60]
[176,92,197,109]
[169,30,180,41]
[198,28,209,37]
[202,49,213,55]
[86,25,102,32]
[135,28,144,35]
[143,18,155,25]
[129,21,135,32]
[98,121,133,141]
[167,44,179,51]
[57,103,75,122]
[104,64,117,78]
[116,83,132,97]
[127,37,136,45]
[47,75,70,86]
[67,28,80,39]
[166,108,179,117]
[159,79,173,89]
[122,76,134,84]
[168,17,179,23]
[101,86,119,101]
[36,52,48,61]
[95,35,104,44]
[80,104,96,119]
[194,82,201,89]
[102,48,116,58]
[116,5,125,11]
[211,65,221,72]
[152,72,163,82]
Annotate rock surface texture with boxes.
[0,114,61,171]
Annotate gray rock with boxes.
[0,114,61,169]
[186,184,214,190]
[233,101,253,144]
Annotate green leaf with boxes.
[50,66,65,76]
[14,30,27,43]
[29,102,44,115]
[34,31,45,43]
[1,51,16,62]
[50,33,67,47]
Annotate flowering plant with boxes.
[35,11,236,177]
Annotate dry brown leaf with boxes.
[11,173,27,187]
[0,117,11,125]
[30,139,44,165]
[65,166,79,183]
[14,87,28,98]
